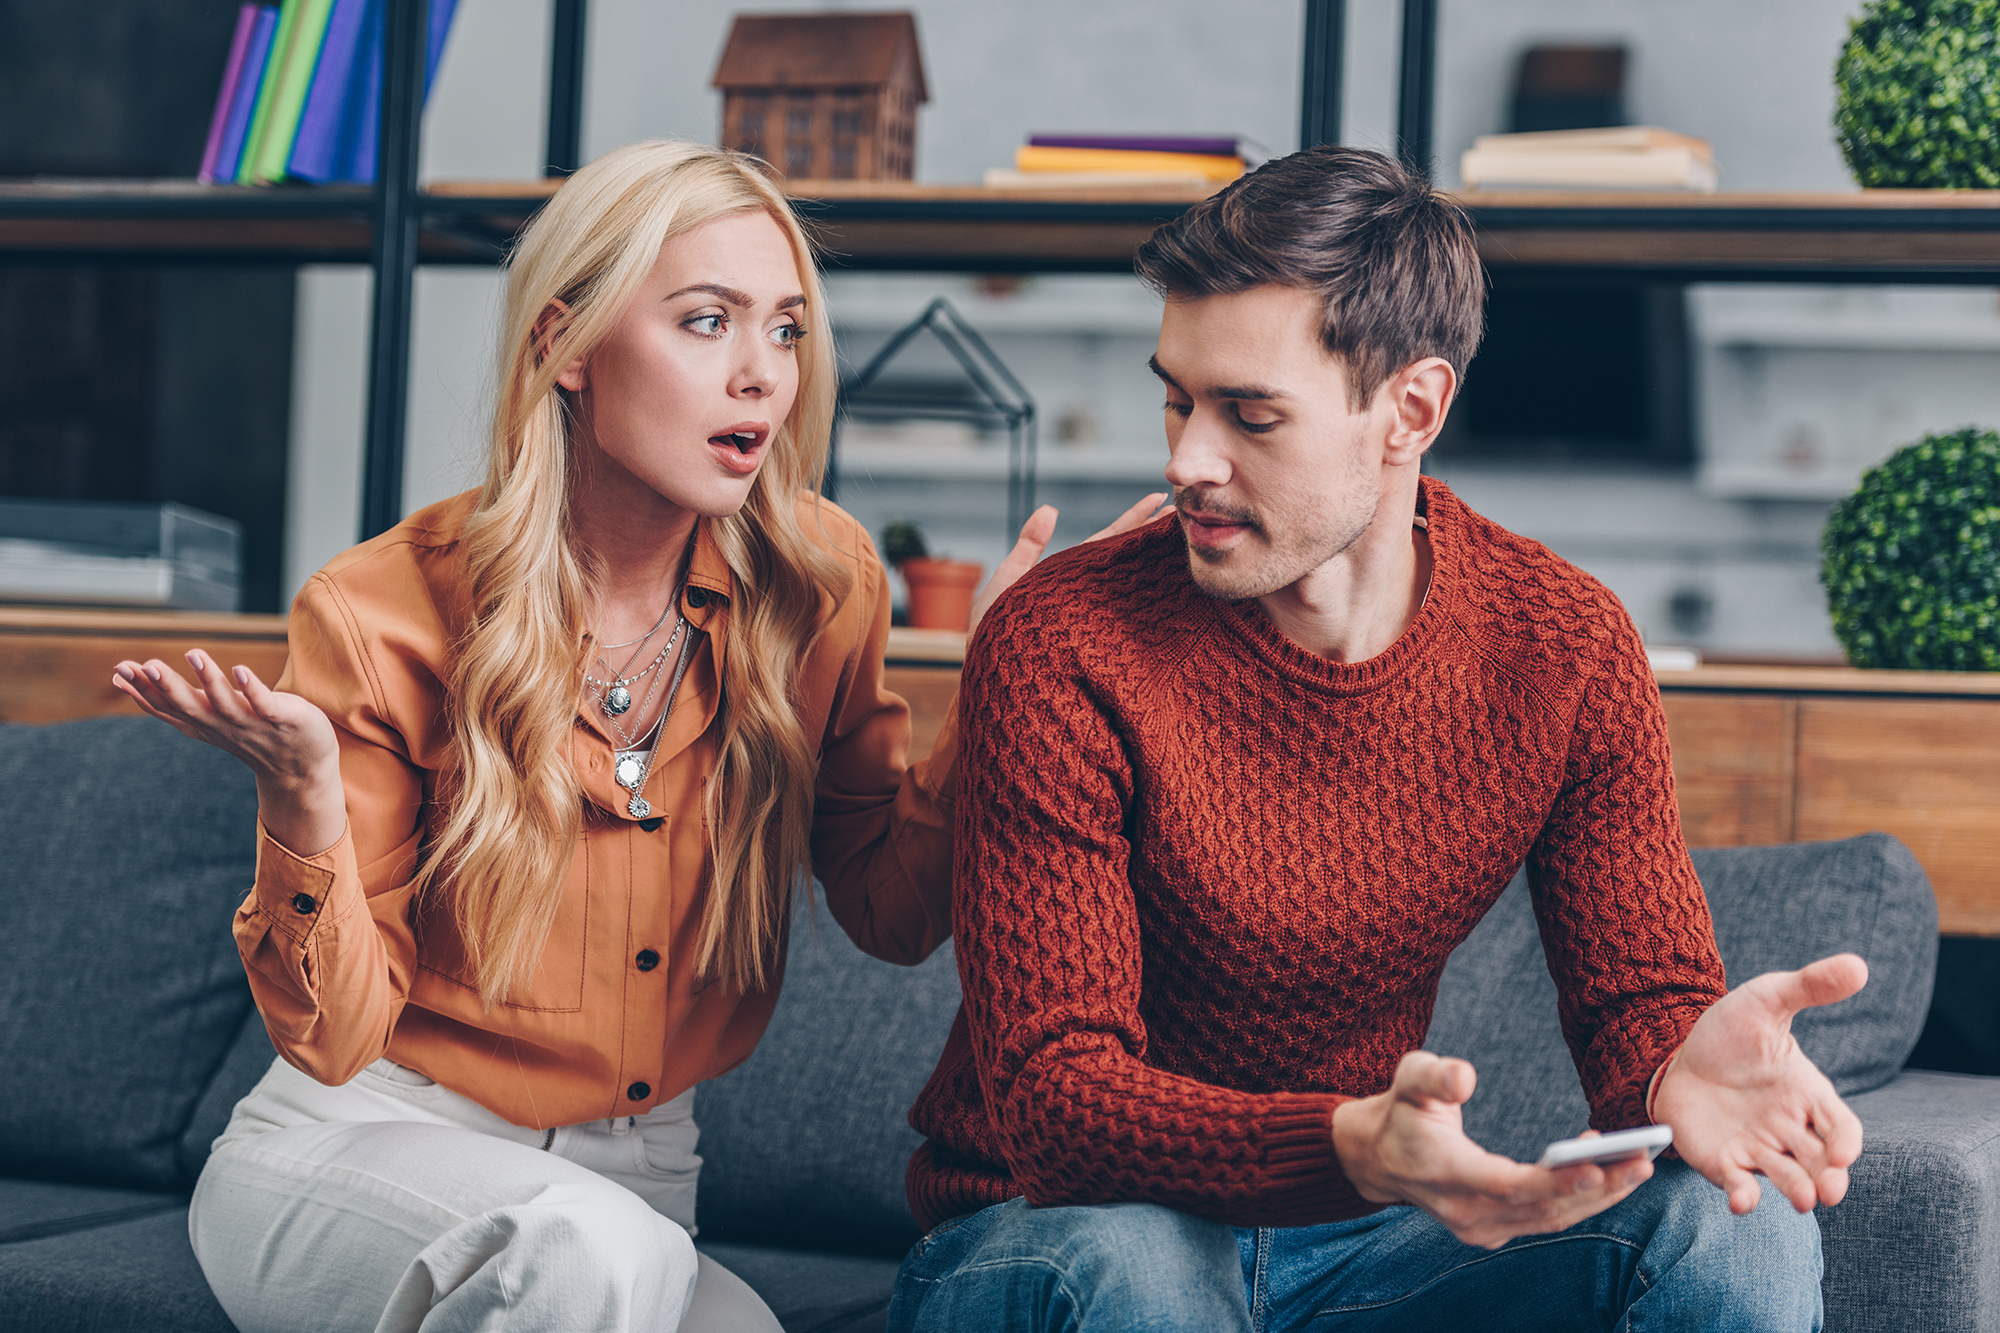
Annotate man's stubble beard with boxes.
[1176,468,1382,603]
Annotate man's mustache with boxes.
[1173,489,1261,530]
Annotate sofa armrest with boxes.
[1817,1071,2000,1333]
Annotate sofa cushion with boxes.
[1426,835,1938,1163]
[696,1240,901,1333]
[694,894,962,1258]
[0,717,259,1191]
[0,1205,236,1333]
[177,1007,277,1183]
[0,1180,184,1245]
[1818,1071,2000,1333]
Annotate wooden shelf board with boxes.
[1655,663,2000,697]
[0,606,288,639]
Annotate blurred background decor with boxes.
[1821,426,2000,670]
[712,10,925,180]
[1834,0,2000,188]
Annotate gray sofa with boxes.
[2,715,1995,1332]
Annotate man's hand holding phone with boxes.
[1331,1051,1656,1251]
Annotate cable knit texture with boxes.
[905,477,1727,1232]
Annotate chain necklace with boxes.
[595,594,677,652]
[613,626,699,820]
[586,613,685,728]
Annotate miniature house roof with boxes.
[711,12,928,102]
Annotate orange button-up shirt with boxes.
[239,490,955,1129]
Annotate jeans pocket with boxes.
[352,1058,441,1095]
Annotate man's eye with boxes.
[686,314,725,336]
[1236,412,1278,434]
[1164,398,1192,417]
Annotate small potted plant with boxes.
[1820,426,2000,670]
[881,519,983,632]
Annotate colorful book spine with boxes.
[341,0,459,184]
[246,0,339,183]
[213,7,280,183]
[1015,145,1244,182]
[286,0,371,182]
[198,6,262,183]
[235,0,303,183]
[1029,134,1251,159]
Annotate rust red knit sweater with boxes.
[905,479,1727,1232]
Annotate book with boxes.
[984,168,1213,189]
[1459,145,1717,191]
[287,0,371,182]
[244,0,339,183]
[198,6,263,183]
[337,0,460,183]
[1013,145,1243,182]
[1029,133,1263,162]
[235,0,303,183]
[1471,126,1710,155]
[213,7,280,182]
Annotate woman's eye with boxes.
[686,314,726,337]
[771,322,806,347]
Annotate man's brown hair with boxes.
[1133,146,1485,409]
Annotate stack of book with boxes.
[1459,127,1717,192]
[196,0,458,186]
[985,134,1256,189]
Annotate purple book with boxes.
[287,0,370,182]
[337,0,459,183]
[1028,134,1251,158]
[213,7,280,183]
[199,5,262,183]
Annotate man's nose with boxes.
[1165,418,1231,489]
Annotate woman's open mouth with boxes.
[707,423,768,476]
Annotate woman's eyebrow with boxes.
[664,282,808,313]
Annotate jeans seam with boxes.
[1251,1227,1272,1333]
[1313,1231,1647,1315]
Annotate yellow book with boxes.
[1014,145,1244,182]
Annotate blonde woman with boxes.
[113,140,1160,1333]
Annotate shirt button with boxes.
[635,949,660,972]
[627,1081,651,1102]
[638,816,664,832]
[291,894,316,915]
[685,587,709,608]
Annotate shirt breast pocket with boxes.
[412,831,591,1013]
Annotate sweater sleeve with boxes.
[234,573,424,1086]
[1525,613,1729,1131]
[950,611,1369,1228]
[810,543,955,967]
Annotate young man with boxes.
[888,146,1867,1332]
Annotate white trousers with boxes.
[189,1055,782,1333]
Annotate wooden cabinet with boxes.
[7,611,1995,935]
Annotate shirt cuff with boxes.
[251,818,355,940]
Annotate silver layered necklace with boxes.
[585,586,700,819]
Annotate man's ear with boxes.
[1383,357,1456,465]
[533,299,588,392]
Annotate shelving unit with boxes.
[7,0,2000,532]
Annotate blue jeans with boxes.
[886,1161,1822,1332]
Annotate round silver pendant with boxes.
[615,755,645,789]
[604,684,632,716]
[627,795,651,819]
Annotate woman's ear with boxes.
[533,299,588,392]
[1383,357,1456,466]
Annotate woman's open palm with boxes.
[114,651,339,794]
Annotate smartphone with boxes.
[1537,1123,1673,1170]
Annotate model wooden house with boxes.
[711,12,927,180]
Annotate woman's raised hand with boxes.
[113,651,347,855]
[966,492,1170,637]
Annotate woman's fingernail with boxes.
[233,666,251,687]
[145,666,162,682]
[186,650,205,670]
[114,664,134,681]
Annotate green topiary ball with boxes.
[1820,426,2000,670]
[1833,0,2000,188]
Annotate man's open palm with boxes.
[1654,953,1868,1216]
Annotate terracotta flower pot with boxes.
[900,557,983,631]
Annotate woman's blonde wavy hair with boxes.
[417,139,850,1007]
